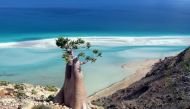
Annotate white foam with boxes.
[116,47,180,59]
[0,36,190,48]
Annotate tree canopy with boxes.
[56,37,102,64]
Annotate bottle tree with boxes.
[54,37,102,109]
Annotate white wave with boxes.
[116,47,180,59]
[0,36,190,48]
[0,39,56,48]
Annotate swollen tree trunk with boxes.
[54,58,88,109]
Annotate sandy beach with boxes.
[89,59,159,101]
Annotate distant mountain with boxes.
[92,47,190,109]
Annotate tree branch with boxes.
[80,61,88,65]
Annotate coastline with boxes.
[88,59,159,101]
[0,36,190,48]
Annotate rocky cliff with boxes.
[92,47,190,109]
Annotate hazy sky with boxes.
[0,0,189,9]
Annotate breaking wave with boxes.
[0,36,190,48]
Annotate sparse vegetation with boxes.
[14,84,25,90]
[16,90,27,99]
[31,89,37,95]
[0,80,10,86]
[0,82,76,109]
[40,95,45,101]
[44,85,58,92]
[93,47,190,109]
[46,95,55,102]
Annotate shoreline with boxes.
[88,59,159,101]
[0,37,189,48]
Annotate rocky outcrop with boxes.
[0,82,68,109]
[92,47,190,109]
[0,81,100,109]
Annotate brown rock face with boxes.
[54,59,87,109]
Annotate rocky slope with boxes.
[92,47,190,109]
[0,82,69,109]
[0,82,101,109]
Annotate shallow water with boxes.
[0,45,187,95]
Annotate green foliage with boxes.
[0,81,10,86]
[178,59,190,72]
[14,84,25,90]
[62,52,72,62]
[78,52,86,57]
[40,95,45,101]
[85,56,97,63]
[16,90,27,99]
[56,37,102,63]
[31,89,37,95]
[44,85,58,92]
[56,37,70,49]
[46,95,55,102]
[86,42,91,49]
[32,105,52,109]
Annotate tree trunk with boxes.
[54,59,88,109]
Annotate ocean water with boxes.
[0,6,190,42]
[0,6,190,95]
[0,43,188,95]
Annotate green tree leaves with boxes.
[56,37,102,64]
[86,42,91,49]
[78,52,86,58]
[56,37,70,49]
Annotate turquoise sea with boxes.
[0,6,190,95]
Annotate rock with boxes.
[49,101,53,105]
[0,90,6,97]
[21,101,34,109]
[42,101,47,105]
